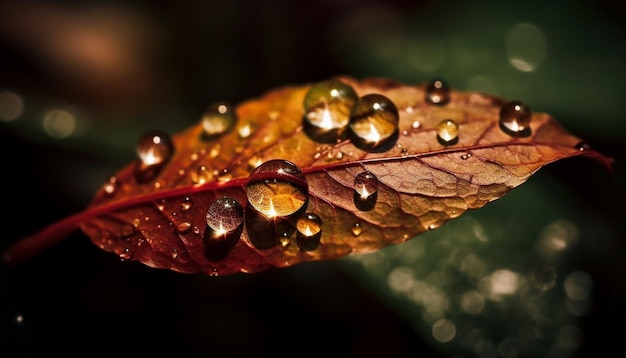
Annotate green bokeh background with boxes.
[1,1,624,357]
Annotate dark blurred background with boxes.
[0,0,624,357]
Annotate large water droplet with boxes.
[201,102,237,138]
[349,94,399,150]
[134,130,174,182]
[204,197,244,262]
[245,159,308,218]
[425,79,450,105]
[297,212,322,251]
[303,79,358,143]
[437,119,459,145]
[245,205,295,250]
[499,100,532,137]
[353,171,379,211]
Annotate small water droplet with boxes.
[246,159,308,218]
[201,102,236,138]
[352,222,363,236]
[181,197,192,211]
[349,93,399,150]
[209,269,219,277]
[425,79,450,105]
[119,247,133,261]
[217,168,232,182]
[175,221,192,234]
[401,147,408,157]
[499,100,532,136]
[204,197,244,262]
[190,165,213,184]
[575,141,591,151]
[238,122,254,139]
[171,248,179,259]
[102,175,119,197]
[428,223,438,230]
[156,199,166,211]
[354,172,379,211]
[411,120,421,130]
[461,153,473,160]
[134,130,174,183]
[132,218,141,227]
[437,119,459,145]
[297,212,322,251]
[303,79,358,143]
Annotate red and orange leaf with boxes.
[2,76,612,276]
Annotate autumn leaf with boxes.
[2,76,613,276]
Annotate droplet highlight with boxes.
[499,100,532,137]
[425,79,450,105]
[437,119,459,145]
[349,93,399,150]
[297,212,322,251]
[353,171,379,211]
[303,79,358,143]
[201,102,236,138]
[134,130,174,183]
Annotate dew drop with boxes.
[303,79,358,143]
[349,93,399,150]
[437,119,459,145]
[181,197,192,211]
[171,249,179,259]
[297,212,322,251]
[102,175,119,197]
[119,247,133,261]
[245,159,308,218]
[461,153,473,160]
[411,120,421,130]
[190,165,213,184]
[205,197,244,234]
[353,172,379,211]
[352,222,363,236]
[238,122,254,139]
[175,221,192,234]
[425,79,450,105]
[201,102,236,138]
[134,130,174,182]
[576,141,591,151]
[499,100,532,136]
[217,168,232,182]
[204,197,244,262]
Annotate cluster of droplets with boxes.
[99,76,563,265]
[303,79,399,150]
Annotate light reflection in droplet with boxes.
[506,23,547,72]
[42,108,76,138]
[0,91,24,121]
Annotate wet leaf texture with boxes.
[3,76,612,276]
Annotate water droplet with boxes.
[102,175,119,197]
[190,165,213,184]
[437,119,459,145]
[461,153,473,160]
[206,197,244,234]
[238,122,254,138]
[209,269,219,277]
[120,224,135,238]
[181,197,192,211]
[411,120,421,130]
[244,205,295,250]
[175,221,192,234]
[134,130,174,182]
[349,93,399,150]
[171,249,179,259]
[499,100,532,136]
[217,168,232,182]
[119,247,133,261]
[297,212,322,251]
[353,172,379,211]
[576,141,591,151]
[303,79,358,143]
[425,79,450,105]
[201,102,236,138]
[352,222,363,236]
[204,197,244,262]
[246,159,308,218]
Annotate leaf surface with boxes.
[3,76,612,276]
